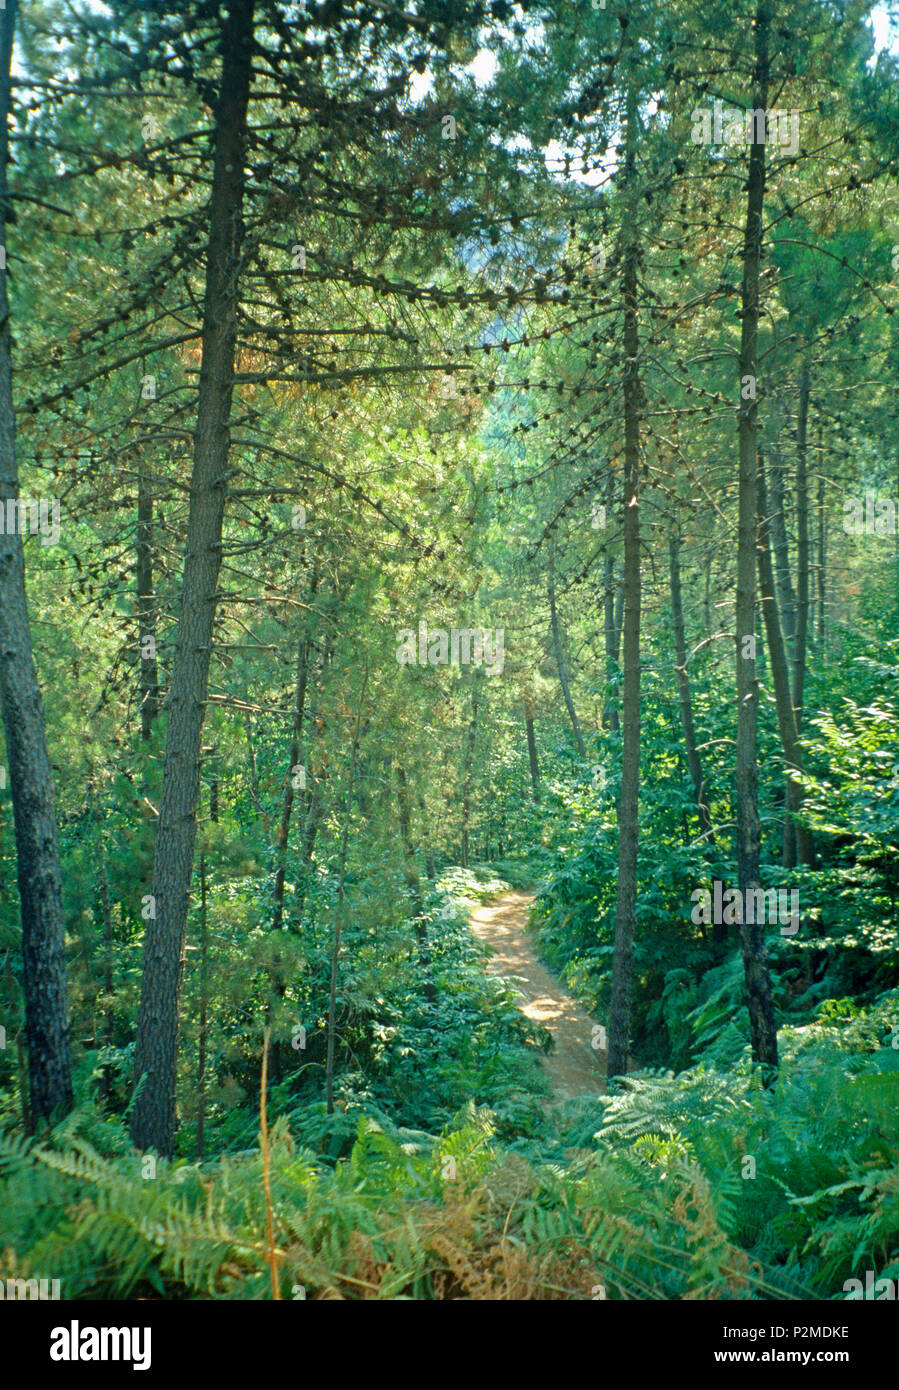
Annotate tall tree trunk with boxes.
[816,461,825,647]
[614,583,624,656]
[131,0,256,1156]
[460,669,481,868]
[0,0,72,1128]
[419,796,436,880]
[768,397,796,660]
[196,852,209,1160]
[325,707,363,1115]
[758,458,815,869]
[791,363,814,867]
[668,532,714,844]
[98,837,116,1105]
[735,1,778,1078]
[703,560,712,639]
[272,633,310,935]
[548,546,587,759]
[602,469,621,732]
[607,60,642,1083]
[792,362,810,735]
[396,763,435,999]
[196,776,217,1160]
[136,460,159,742]
[296,760,323,916]
[524,702,540,799]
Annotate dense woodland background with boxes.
[1,0,899,1300]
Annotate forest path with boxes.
[468,891,606,1101]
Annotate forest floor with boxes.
[468,891,606,1101]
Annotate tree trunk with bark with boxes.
[668,532,714,844]
[734,0,778,1078]
[758,457,815,869]
[131,0,256,1155]
[793,363,810,737]
[272,632,310,935]
[768,397,796,660]
[396,763,435,999]
[0,0,73,1129]
[602,470,621,732]
[816,453,825,647]
[325,710,362,1115]
[136,461,159,742]
[548,546,587,759]
[460,669,480,867]
[607,60,642,1083]
[524,702,540,800]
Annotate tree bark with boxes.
[792,362,810,734]
[735,0,778,1078]
[0,0,73,1128]
[396,763,435,999]
[548,546,587,759]
[668,532,714,844]
[325,710,362,1115]
[136,460,159,742]
[524,702,540,799]
[272,632,310,934]
[768,397,796,659]
[602,565,620,732]
[196,775,217,1158]
[419,796,436,880]
[196,852,209,1160]
[607,59,642,1083]
[816,462,825,647]
[131,0,256,1155]
[460,669,481,867]
[602,470,620,732]
[758,458,815,869]
[98,837,116,1104]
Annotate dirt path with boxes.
[469,891,606,1102]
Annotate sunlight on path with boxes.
[469,891,606,1101]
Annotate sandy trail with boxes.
[468,891,606,1101]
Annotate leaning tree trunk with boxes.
[668,531,714,845]
[131,0,256,1156]
[0,0,72,1128]
[607,58,642,1083]
[548,545,587,759]
[734,0,778,1078]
